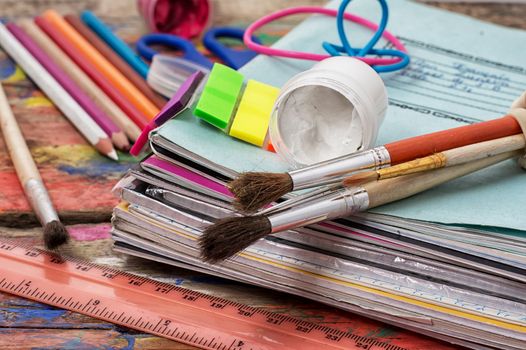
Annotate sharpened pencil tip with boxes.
[95,138,119,161]
[108,150,119,161]
[112,132,130,151]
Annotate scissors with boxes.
[136,26,262,70]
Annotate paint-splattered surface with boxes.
[1,1,524,349]
[0,55,135,226]
[0,7,294,227]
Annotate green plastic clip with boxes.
[193,64,244,130]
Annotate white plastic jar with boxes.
[269,57,388,168]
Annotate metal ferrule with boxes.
[24,179,59,225]
[289,146,391,190]
[268,187,370,233]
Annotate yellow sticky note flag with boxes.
[229,80,279,147]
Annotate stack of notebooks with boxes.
[112,1,526,349]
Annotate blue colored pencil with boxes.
[81,10,149,78]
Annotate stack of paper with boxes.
[112,1,526,348]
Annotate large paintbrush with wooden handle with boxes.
[261,134,526,215]
[201,150,521,262]
[0,83,69,249]
[230,114,523,212]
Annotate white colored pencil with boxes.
[0,22,117,160]
[18,19,141,142]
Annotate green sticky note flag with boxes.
[194,64,244,130]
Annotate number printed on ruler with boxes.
[0,240,409,350]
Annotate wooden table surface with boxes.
[0,1,524,349]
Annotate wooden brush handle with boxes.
[384,115,521,165]
[0,83,41,185]
[444,134,525,166]
[363,150,520,208]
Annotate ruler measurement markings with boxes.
[99,306,108,316]
[80,299,92,312]
[29,287,39,297]
[0,239,409,350]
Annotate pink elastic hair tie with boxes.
[243,6,407,65]
[138,0,210,39]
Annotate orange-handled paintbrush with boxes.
[230,114,523,212]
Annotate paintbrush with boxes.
[201,150,520,262]
[343,134,525,187]
[262,131,526,216]
[229,113,523,212]
[0,83,69,249]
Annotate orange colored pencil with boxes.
[41,10,159,120]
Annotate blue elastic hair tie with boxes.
[322,0,410,73]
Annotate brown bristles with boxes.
[199,215,272,263]
[228,172,293,213]
[43,220,70,250]
[342,171,379,187]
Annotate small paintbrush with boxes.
[343,134,525,187]
[0,82,69,249]
[229,113,523,212]
[201,150,520,263]
[261,133,526,215]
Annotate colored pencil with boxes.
[8,22,129,151]
[130,70,205,156]
[65,14,166,109]
[0,82,69,249]
[18,19,141,141]
[35,16,148,130]
[81,10,150,79]
[41,10,159,119]
[0,22,117,160]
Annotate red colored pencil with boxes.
[64,14,166,110]
[35,16,148,129]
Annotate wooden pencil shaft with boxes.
[364,150,520,208]
[0,84,58,225]
[7,23,121,137]
[64,15,166,110]
[376,134,526,180]
[35,16,149,129]
[18,19,141,141]
[0,23,108,147]
[42,10,159,119]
